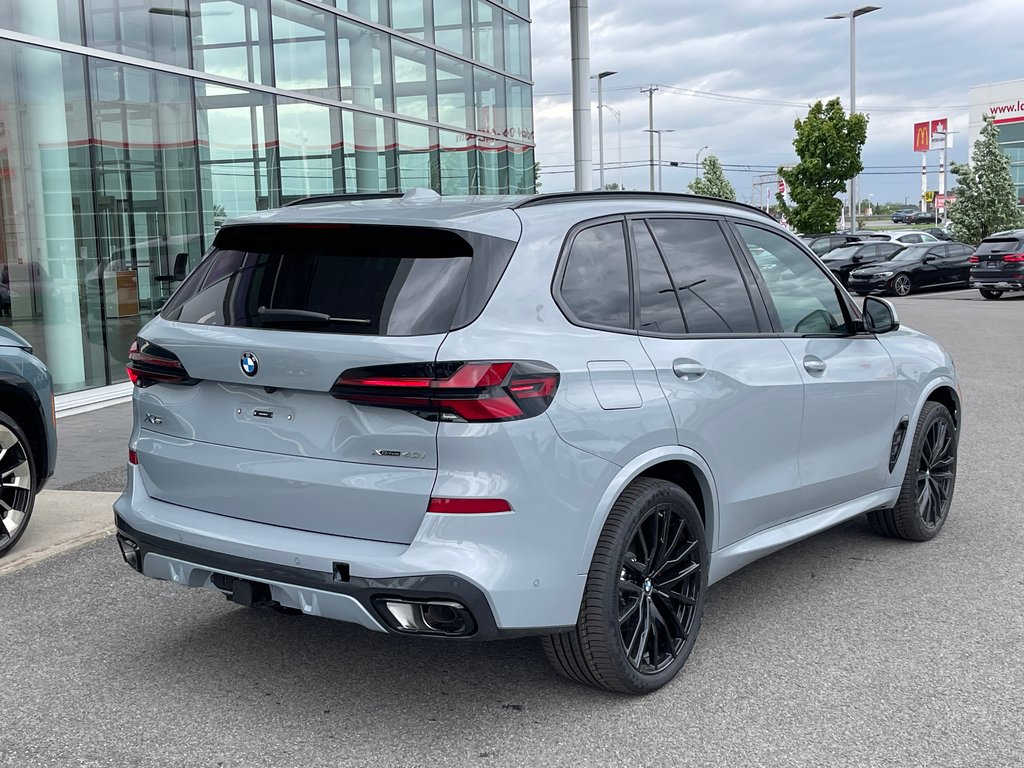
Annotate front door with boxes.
[629,217,806,547]
[733,222,899,515]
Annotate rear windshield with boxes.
[975,238,1023,255]
[161,224,515,336]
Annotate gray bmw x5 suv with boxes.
[114,190,961,694]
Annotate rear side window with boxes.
[160,225,514,336]
[648,218,759,335]
[559,222,631,329]
[633,221,685,334]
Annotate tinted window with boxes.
[633,221,685,334]
[878,243,902,257]
[736,224,850,336]
[975,238,1024,255]
[898,234,923,243]
[162,225,495,336]
[560,222,631,329]
[648,218,759,334]
[810,239,832,255]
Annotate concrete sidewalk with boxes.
[0,491,118,576]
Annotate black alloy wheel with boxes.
[890,274,912,297]
[868,401,957,541]
[0,411,37,558]
[543,478,707,694]
[979,289,1003,300]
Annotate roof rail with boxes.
[512,191,777,221]
[283,192,405,207]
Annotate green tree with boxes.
[687,155,736,200]
[533,161,542,192]
[603,182,622,191]
[948,115,1024,245]
[776,98,868,234]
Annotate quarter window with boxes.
[560,222,631,329]
[648,219,759,334]
[736,224,850,336]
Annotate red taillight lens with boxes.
[968,255,979,263]
[128,448,138,465]
[427,497,512,514]
[332,361,559,423]
[1003,253,1024,262]
[126,338,197,387]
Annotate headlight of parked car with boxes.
[873,271,894,278]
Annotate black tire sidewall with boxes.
[898,402,957,539]
[0,409,37,557]
[979,289,1003,300]
[586,481,708,694]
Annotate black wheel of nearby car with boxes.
[868,402,957,542]
[0,410,37,559]
[543,478,707,694]
[855,291,870,297]
[890,274,912,297]
[979,289,1003,300]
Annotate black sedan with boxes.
[847,242,975,296]
[906,210,939,225]
[818,241,903,285]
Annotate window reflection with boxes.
[434,0,469,55]
[192,0,270,85]
[85,0,190,67]
[271,0,330,94]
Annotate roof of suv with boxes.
[225,190,778,240]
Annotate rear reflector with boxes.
[332,361,559,423]
[128,449,138,465]
[427,497,512,514]
[126,338,198,387]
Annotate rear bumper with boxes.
[113,465,582,638]
[970,278,1023,291]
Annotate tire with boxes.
[0,410,37,559]
[855,291,870,297]
[868,402,957,541]
[979,289,1003,300]
[890,273,912,297]
[543,478,708,694]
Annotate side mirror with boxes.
[851,255,863,263]
[923,255,936,264]
[863,296,900,334]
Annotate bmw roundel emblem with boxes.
[240,352,259,377]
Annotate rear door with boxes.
[131,223,516,544]
[631,217,806,546]
[732,222,898,514]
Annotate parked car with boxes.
[848,242,975,296]
[0,326,57,558]
[819,241,904,285]
[969,230,1024,299]
[114,189,962,695]
[905,211,940,225]
[868,230,941,245]
[799,232,864,256]
[922,227,953,241]
[891,208,918,223]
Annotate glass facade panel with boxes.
[84,0,191,68]
[0,1,532,394]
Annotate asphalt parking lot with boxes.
[1,288,1022,767]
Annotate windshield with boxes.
[820,246,859,260]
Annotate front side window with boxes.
[648,218,759,335]
[559,222,631,329]
[736,224,850,336]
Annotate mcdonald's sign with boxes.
[913,121,930,152]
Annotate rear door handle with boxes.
[803,356,827,374]
[672,360,707,381]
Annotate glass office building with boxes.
[0,0,534,395]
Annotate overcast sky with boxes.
[528,0,1024,205]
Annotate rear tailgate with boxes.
[972,236,1024,275]
[131,222,515,544]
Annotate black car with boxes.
[847,242,975,296]
[891,208,918,223]
[905,210,939,225]
[818,241,903,285]
[799,233,863,257]
[922,227,953,241]
[969,230,1024,299]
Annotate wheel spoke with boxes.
[629,600,650,667]
[657,561,700,590]
[654,587,696,608]
[652,593,687,645]
[619,580,644,597]
[619,595,642,626]
[652,538,697,579]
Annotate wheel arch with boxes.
[577,447,719,575]
[0,376,48,491]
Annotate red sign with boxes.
[777,179,785,195]
[930,118,948,150]
[913,121,930,152]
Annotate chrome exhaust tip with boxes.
[375,598,476,637]
[116,534,142,572]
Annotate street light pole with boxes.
[641,86,658,191]
[601,104,623,189]
[569,0,592,191]
[695,145,709,181]
[593,71,617,190]
[826,5,880,234]
[644,129,675,191]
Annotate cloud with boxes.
[529,0,1021,203]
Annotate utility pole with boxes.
[641,85,658,191]
[593,71,617,190]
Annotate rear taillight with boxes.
[331,361,559,423]
[128,448,138,465]
[126,338,197,387]
[1003,253,1024,262]
[968,255,979,263]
